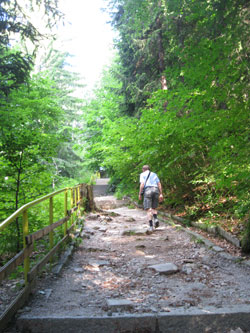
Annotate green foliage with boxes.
[241,218,250,254]
[0,0,63,97]
[0,0,63,45]
[83,0,249,243]
[0,75,63,252]
[0,47,33,98]
[108,0,168,115]
[0,75,62,194]
[82,62,124,172]
[37,48,87,181]
[0,1,90,259]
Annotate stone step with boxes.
[93,184,109,197]
[93,178,111,197]
[94,195,129,209]
[17,305,250,333]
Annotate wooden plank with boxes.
[69,206,78,215]
[0,279,36,332]
[25,216,70,245]
[27,234,69,282]
[0,245,33,283]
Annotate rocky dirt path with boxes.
[16,201,250,323]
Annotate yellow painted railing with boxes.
[0,183,94,330]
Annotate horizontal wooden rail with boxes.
[25,216,70,245]
[27,231,72,282]
[0,245,33,283]
[0,182,95,332]
[69,206,79,214]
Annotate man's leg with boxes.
[147,209,159,229]
[152,209,159,228]
[152,190,159,228]
[152,209,157,215]
[144,189,154,230]
[147,208,153,230]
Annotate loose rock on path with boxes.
[16,201,250,322]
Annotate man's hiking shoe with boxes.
[148,220,154,232]
[146,224,153,234]
[153,216,159,228]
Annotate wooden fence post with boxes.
[70,188,73,225]
[64,190,68,236]
[22,209,29,285]
[49,197,54,264]
[77,186,81,217]
[87,185,95,211]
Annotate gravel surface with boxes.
[14,205,250,320]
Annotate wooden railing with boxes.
[0,183,94,330]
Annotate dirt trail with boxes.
[17,202,250,319]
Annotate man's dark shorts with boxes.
[143,186,159,210]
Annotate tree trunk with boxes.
[156,3,168,91]
[15,152,23,252]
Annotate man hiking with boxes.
[139,165,163,231]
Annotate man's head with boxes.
[142,165,150,172]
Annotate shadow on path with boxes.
[15,196,250,333]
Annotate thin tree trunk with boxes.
[15,152,23,252]
[156,2,168,91]
[157,28,167,90]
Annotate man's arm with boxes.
[138,183,144,201]
[158,182,164,202]
[158,182,163,194]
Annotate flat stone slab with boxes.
[212,245,224,252]
[149,263,178,275]
[88,260,109,267]
[73,267,84,273]
[122,228,147,236]
[95,178,110,185]
[93,178,110,197]
[94,196,129,209]
[17,305,250,333]
[106,299,134,310]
